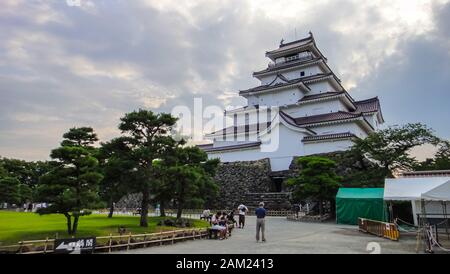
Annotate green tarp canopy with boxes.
[336,188,387,225]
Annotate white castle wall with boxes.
[259,65,322,85]
[246,95,258,106]
[252,87,302,107]
[207,123,307,171]
[311,122,368,138]
[284,100,348,117]
[208,121,360,171]
[363,113,379,130]
[307,81,336,94]
[303,139,354,155]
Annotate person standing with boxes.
[293,203,301,218]
[202,209,212,223]
[237,204,248,228]
[255,202,266,242]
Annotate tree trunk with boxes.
[330,200,336,217]
[176,183,185,220]
[160,200,166,217]
[64,213,72,235]
[318,200,323,216]
[108,197,114,218]
[72,215,79,235]
[140,189,149,227]
[176,202,183,220]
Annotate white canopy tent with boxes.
[384,177,450,225]
[421,181,450,201]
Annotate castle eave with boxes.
[201,141,261,153]
[302,132,358,143]
[253,58,326,78]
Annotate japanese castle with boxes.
[200,33,384,172]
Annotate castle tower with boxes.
[199,33,384,208]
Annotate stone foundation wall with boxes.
[208,159,272,209]
[211,151,385,209]
[116,193,142,209]
[116,151,385,211]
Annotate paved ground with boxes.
[117,216,418,254]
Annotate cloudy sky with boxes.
[1,0,450,161]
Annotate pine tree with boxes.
[36,127,103,235]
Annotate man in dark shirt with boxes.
[255,202,266,242]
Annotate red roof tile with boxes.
[293,111,363,126]
[354,97,380,113]
[207,122,272,136]
[253,57,321,76]
[200,142,261,152]
[239,73,333,95]
[299,91,345,102]
[303,132,357,142]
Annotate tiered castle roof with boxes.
[204,32,383,147]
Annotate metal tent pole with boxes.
[443,201,449,240]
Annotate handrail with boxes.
[0,228,209,254]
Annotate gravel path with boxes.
[116,216,418,254]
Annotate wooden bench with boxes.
[208,224,234,239]
[208,228,220,239]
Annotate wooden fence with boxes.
[286,213,331,222]
[358,218,400,241]
[95,208,295,217]
[0,228,208,254]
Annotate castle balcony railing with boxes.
[268,53,314,68]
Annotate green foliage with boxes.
[335,150,387,188]
[1,110,221,233]
[117,109,181,227]
[98,137,137,217]
[164,146,219,219]
[0,162,6,177]
[0,177,20,204]
[351,123,439,176]
[18,184,33,204]
[287,156,342,207]
[36,127,103,235]
[0,157,54,205]
[61,127,99,147]
[0,158,53,188]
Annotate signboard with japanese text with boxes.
[53,237,96,254]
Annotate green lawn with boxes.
[0,211,209,245]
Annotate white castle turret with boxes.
[200,33,384,172]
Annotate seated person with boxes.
[211,212,221,225]
[218,213,227,226]
[210,212,227,239]
[227,210,237,227]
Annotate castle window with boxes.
[285,54,299,62]
[300,71,305,77]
